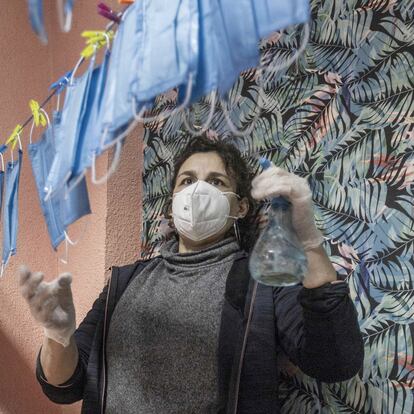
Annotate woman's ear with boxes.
[238,197,249,219]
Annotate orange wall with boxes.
[0,2,143,413]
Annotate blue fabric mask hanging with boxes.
[187,0,218,102]
[133,0,199,102]
[215,0,260,96]
[251,0,310,39]
[2,146,23,274]
[71,51,111,180]
[44,55,96,199]
[28,126,65,249]
[27,0,47,44]
[28,112,91,250]
[0,145,6,222]
[51,111,91,229]
[99,3,143,139]
[189,0,259,102]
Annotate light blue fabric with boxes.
[188,0,218,102]
[51,112,91,229]
[99,3,143,136]
[2,150,23,265]
[71,51,110,178]
[190,0,259,101]
[44,56,95,197]
[0,171,4,220]
[0,145,6,222]
[28,113,91,250]
[133,0,199,102]
[216,0,259,95]
[252,0,310,39]
[29,128,65,250]
[27,0,47,44]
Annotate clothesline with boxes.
[4,9,124,149]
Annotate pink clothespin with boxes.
[97,2,121,23]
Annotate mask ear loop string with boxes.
[57,0,73,33]
[132,72,194,124]
[60,219,89,265]
[29,109,51,144]
[233,219,241,245]
[69,33,112,189]
[181,90,217,135]
[260,22,310,85]
[1,133,23,277]
[221,22,310,137]
[55,76,69,112]
[91,139,123,185]
[220,80,265,137]
[0,152,4,174]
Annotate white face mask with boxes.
[172,180,239,241]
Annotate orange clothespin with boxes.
[119,0,134,3]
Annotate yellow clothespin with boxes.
[5,124,23,150]
[80,30,114,59]
[29,99,47,127]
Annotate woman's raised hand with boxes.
[251,163,325,251]
[19,265,76,347]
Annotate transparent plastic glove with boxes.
[251,164,324,251]
[19,265,76,347]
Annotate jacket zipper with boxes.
[232,280,258,414]
[100,270,113,414]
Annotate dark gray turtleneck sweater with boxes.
[105,236,241,414]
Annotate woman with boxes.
[20,135,363,414]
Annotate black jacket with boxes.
[36,252,364,413]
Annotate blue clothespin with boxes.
[49,70,73,94]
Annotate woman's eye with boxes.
[180,177,193,185]
[209,178,224,186]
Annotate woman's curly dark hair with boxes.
[163,134,260,252]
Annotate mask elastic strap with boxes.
[10,133,23,163]
[60,220,89,264]
[69,56,85,86]
[0,252,12,278]
[233,219,241,245]
[132,72,194,123]
[259,22,310,85]
[222,22,310,138]
[29,109,51,144]
[57,0,73,32]
[66,170,86,194]
[91,139,123,185]
[182,90,217,135]
[220,84,264,138]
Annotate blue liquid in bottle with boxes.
[249,158,308,287]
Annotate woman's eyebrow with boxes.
[177,171,230,180]
[177,170,197,178]
[207,172,230,181]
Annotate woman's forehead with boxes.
[178,152,228,176]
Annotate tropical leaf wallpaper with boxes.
[140,0,414,412]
